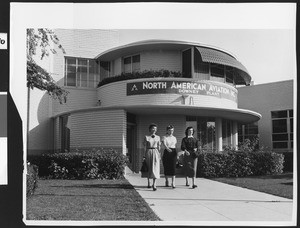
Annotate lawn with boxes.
[26,178,161,221]
[209,172,293,199]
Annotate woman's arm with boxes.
[181,138,190,155]
[162,136,172,152]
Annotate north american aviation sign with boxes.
[127,80,237,102]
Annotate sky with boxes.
[118,29,295,85]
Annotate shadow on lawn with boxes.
[50,184,134,189]
[249,173,293,180]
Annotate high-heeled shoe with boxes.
[152,186,157,191]
[192,184,198,189]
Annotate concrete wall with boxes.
[238,80,294,150]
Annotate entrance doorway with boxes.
[126,113,137,172]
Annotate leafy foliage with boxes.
[27,149,129,180]
[97,69,182,87]
[197,150,284,178]
[26,163,38,197]
[27,28,69,104]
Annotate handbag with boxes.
[140,159,148,173]
[176,160,183,169]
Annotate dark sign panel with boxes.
[127,80,237,102]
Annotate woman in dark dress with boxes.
[161,125,177,188]
[181,126,200,189]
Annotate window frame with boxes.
[122,54,141,73]
[271,109,293,150]
[64,56,100,88]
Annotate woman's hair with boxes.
[185,126,194,137]
[148,123,158,131]
[166,125,174,134]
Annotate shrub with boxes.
[97,69,182,87]
[27,149,129,180]
[281,152,293,172]
[197,150,284,178]
[26,163,38,197]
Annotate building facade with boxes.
[28,30,294,173]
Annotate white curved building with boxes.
[28,30,293,173]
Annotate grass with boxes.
[209,172,293,199]
[26,178,161,221]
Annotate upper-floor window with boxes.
[123,54,140,73]
[64,57,100,88]
[271,109,293,150]
[100,61,111,81]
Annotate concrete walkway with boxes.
[125,167,295,225]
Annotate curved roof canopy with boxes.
[195,47,251,85]
[95,39,252,85]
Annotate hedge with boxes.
[197,150,284,178]
[97,69,182,87]
[281,152,293,172]
[26,163,38,197]
[27,149,129,180]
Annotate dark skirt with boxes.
[183,153,198,178]
[162,148,177,176]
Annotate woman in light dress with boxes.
[161,125,177,188]
[143,123,161,191]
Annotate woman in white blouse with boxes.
[161,125,177,188]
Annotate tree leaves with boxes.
[27,28,68,103]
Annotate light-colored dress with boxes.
[143,135,161,179]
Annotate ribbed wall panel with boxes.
[53,88,98,116]
[69,109,126,150]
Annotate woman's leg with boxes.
[153,178,157,191]
[185,176,189,186]
[171,175,176,188]
[192,158,198,188]
[165,176,169,186]
[147,178,151,188]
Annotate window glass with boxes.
[271,110,287,118]
[132,55,140,72]
[272,119,287,133]
[100,61,110,81]
[89,60,99,88]
[273,142,288,149]
[272,134,288,141]
[210,63,224,77]
[124,57,132,73]
[271,109,293,150]
[78,59,88,87]
[225,66,234,84]
[65,58,76,86]
[65,57,100,88]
